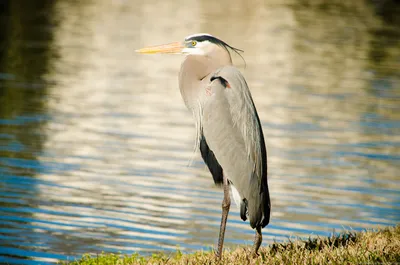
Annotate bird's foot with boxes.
[252,249,260,258]
[214,247,224,261]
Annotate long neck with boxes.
[178,47,232,111]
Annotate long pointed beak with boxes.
[135,41,184,54]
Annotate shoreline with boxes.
[62,225,400,265]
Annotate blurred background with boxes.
[0,0,399,264]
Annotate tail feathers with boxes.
[261,189,271,228]
[261,199,271,227]
[248,190,271,229]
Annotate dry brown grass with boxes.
[63,225,400,265]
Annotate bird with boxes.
[136,33,270,259]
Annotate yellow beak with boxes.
[135,41,184,54]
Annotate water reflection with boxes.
[0,1,56,264]
[0,0,399,264]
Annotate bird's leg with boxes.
[216,174,230,259]
[252,226,262,257]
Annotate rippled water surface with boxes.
[1,0,399,264]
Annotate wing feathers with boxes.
[210,66,270,228]
[214,67,264,187]
[199,134,224,185]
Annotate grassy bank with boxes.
[63,225,400,265]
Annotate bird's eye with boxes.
[191,41,197,47]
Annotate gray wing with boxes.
[200,66,270,228]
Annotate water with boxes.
[0,0,399,264]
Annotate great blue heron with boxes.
[136,33,270,259]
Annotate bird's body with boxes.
[136,33,270,258]
[180,55,270,229]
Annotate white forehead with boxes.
[185,33,213,40]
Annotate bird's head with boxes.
[136,33,243,60]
